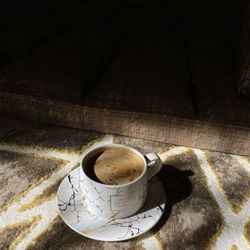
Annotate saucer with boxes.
[57,167,166,241]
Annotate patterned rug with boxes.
[0,116,249,250]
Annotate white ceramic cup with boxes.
[79,144,162,219]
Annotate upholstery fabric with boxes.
[0,1,250,156]
[0,21,126,102]
[0,16,67,68]
[84,30,196,118]
[188,37,250,127]
[0,0,82,18]
[0,91,249,156]
[0,2,118,69]
[237,0,250,97]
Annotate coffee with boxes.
[84,148,144,185]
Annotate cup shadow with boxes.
[151,164,194,232]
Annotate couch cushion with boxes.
[0,21,126,102]
[236,0,250,97]
[188,37,250,127]
[0,17,66,69]
[1,91,250,156]
[113,0,231,30]
[84,30,196,118]
[0,2,104,69]
[114,1,188,29]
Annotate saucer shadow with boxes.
[151,165,194,232]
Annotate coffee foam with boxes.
[94,148,144,185]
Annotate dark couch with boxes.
[0,0,249,155]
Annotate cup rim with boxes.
[81,143,147,188]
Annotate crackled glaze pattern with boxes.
[57,167,165,241]
[79,174,147,219]
[79,145,149,220]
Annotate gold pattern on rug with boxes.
[0,136,250,249]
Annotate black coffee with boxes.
[84,151,103,183]
[84,148,144,185]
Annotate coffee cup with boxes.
[79,144,162,219]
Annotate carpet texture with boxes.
[0,116,249,250]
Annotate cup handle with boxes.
[145,153,162,180]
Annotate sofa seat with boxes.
[188,36,250,127]
[0,20,125,103]
[0,2,249,156]
[84,30,196,118]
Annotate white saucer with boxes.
[57,167,166,241]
